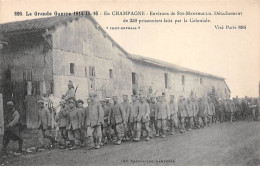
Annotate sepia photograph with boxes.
[0,0,259,166]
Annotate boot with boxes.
[133,130,140,142]
[161,129,166,138]
[86,137,95,150]
[18,139,23,153]
[95,137,102,149]
[69,141,77,150]
[115,140,122,145]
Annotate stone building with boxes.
[0,13,230,128]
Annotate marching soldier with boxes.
[134,95,151,141]
[37,99,55,149]
[185,98,194,130]
[100,99,111,145]
[198,97,210,128]
[169,95,178,135]
[208,98,215,126]
[178,97,187,133]
[55,100,69,149]
[85,93,104,149]
[129,95,140,140]
[191,97,200,128]
[155,96,170,137]
[149,96,157,132]
[110,96,126,145]
[1,101,23,155]
[122,95,131,141]
[62,80,76,100]
[67,98,82,150]
[77,99,85,147]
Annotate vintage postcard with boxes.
[0,0,259,166]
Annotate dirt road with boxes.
[5,121,260,166]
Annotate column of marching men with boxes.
[1,80,259,155]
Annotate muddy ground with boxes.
[1,120,260,166]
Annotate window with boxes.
[109,69,113,78]
[164,73,168,88]
[182,75,185,85]
[200,77,203,84]
[132,72,137,85]
[70,63,75,75]
[85,67,88,77]
[89,66,95,77]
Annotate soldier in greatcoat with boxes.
[1,101,23,155]
[198,97,210,128]
[85,93,104,149]
[55,100,69,149]
[149,96,157,132]
[100,99,111,145]
[178,97,187,133]
[155,96,170,137]
[169,95,178,135]
[122,95,131,141]
[62,80,76,100]
[110,96,126,145]
[208,98,215,126]
[191,97,200,128]
[67,98,82,150]
[136,95,151,141]
[129,95,140,141]
[185,98,194,130]
[37,99,55,149]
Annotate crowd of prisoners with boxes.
[1,80,258,155]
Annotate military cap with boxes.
[112,96,118,99]
[89,93,97,97]
[77,99,84,104]
[7,101,14,106]
[68,80,73,86]
[37,99,45,103]
[123,95,128,98]
[68,98,77,104]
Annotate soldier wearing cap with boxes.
[66,98,82,150]
[198,97,210,128]
[208,98,215,126]
[155,95,170,137]
[110,96,126,145]
[185,98,194,130]
[122,95,131,141]
[1,101,23,155]
[129,95,140,140]
[191,97,200,128]
[149,96,157,132]
[62,80,76,100]
[100,99,111,145]
[133,95,151,141]
[85,93,104,149]
[77,99,85,147]
[55,99,69,149]
[178,96,187,133]
[169,95,178,135]
[37,99,55,149]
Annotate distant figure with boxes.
[155,96,169,137]
[1,101,23,156]
[62,80,76,100]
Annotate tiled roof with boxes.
[0,15,81,33]
[130,54,225,80]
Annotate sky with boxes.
[0,0,259,98]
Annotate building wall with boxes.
[131,60,230,101]
[51,17,230,103]
[51,17,133,102]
